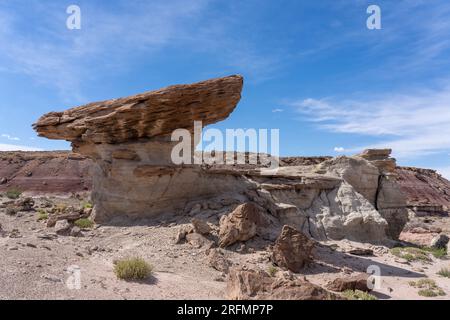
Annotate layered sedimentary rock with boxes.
[0,151,91,194]
[34,76,246,222]
[396,167,450,216]
[33,75,407,243]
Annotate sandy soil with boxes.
[1,195,449,300]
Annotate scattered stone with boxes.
[0,177,7,185]
[47,207,87,228]
[347,248,374,256]
[26,243,37,248]
[208,249,232,273]
[219,203,268,248]
[186,233,214,249]
[5,207,18,216]
[174,226,193,244]
[36,233,58,240]
[326,273,370,292]
[9,229,21,238]
[271,225,314,272]
[430,234,449,249]
[8,246,19,251]
[191,218,211,235]
[41,274,62,283]
[226,268,339,300]
[14,197,35,212]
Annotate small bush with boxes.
[74,218,94,229]
[114,257,153,281]
[82,201,93,209]
[409,278,446,297]
[437,267,450,278]
[423,247,447,259]
[342,290,377,300]
[55,204,67,213]
[6,188,22,200]
[267,266,277,277]
[391,246,447,262]
[37,209,48,221]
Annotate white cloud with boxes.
[0,1,282,99]
[272,108,284,113]
[436,167,450,180]
[334,147,345,153]
[293,83,450,159]
[1,134,20,141]
[0,143,42,151]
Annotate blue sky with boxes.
[1,0,450,178]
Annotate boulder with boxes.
[326,273,370,292]
[54,220,71,236]
[430,234,449,249]
[218,203,267,248]
[191,218,211,235]
[70,226,82,237]
[271,225,314,272]
[226,268,339,300]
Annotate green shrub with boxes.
[423,247,447,259]
[37,209,48,221]
[6,188,22,199]
[267,266,277,277]
[342,290,377,300]
[391,246,447,262]
[74,218,94,229]
[409,278,446,297]
[437,267,450,278]
[82,201,93,209]
[114,257,153,281]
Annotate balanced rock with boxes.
[271,225,314,272]
[34,76,245,222]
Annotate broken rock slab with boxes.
[226,268,340,300]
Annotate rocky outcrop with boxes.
[33,76,243,144]
[396,167,450,216]
[226,268,339,300]
[33,76,246,222]
[0,151,92,194]
[32,74,408,243]
[271,225,314,272]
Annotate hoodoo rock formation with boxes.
[34,75,409,242]
[34,76,247,223]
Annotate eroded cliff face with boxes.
[0,151,91,194]
[396,167,450,216]
[32,75,409,242]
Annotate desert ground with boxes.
[1,193,449,300]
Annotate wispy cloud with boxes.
[1,134,20,141]
[292,83,450,159]
[0,0,283,100]
[0,143,42,151]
